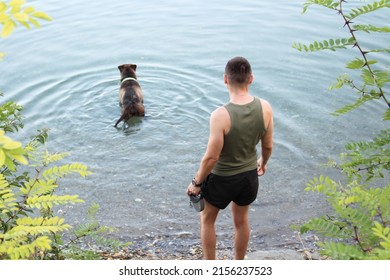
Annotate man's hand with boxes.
[187,183,201,196]
[257,158,267,176]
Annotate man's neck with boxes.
[229,88,253,105]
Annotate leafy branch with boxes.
[294,0,390,260]
[338,0,390,110]
[293,0,390,116]
[0,0,52,59]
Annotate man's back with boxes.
[213,97,266,176]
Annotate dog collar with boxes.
[121,77,137,84]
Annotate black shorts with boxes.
[201,169,259,209]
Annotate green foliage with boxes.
[0,129,27,170]
[353,24,390,33]
[294,0,390,259]
[0,0,52,59]
[58,202,131,260]
[292,37,355,52]
[0,102,127,260]
[318,241,369,260]
[340,130,390,181]
[346,0,390,20]
[302,0,340,14]
[294,0,390,120]
[1,2,128,259]
[0,130,89,259]
[302,177,390,259]
[0,98,23,133]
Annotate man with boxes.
[186,57,274,260]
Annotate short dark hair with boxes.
[225,57,252,85]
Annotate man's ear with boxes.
[223,74,228,85]
[248,74,254,85]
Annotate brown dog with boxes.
[114,64,145,127]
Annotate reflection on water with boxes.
[1,0,388,252]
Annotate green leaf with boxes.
[353,24,390,33]
[28,17,40,28]
[292,37,354,52]
[2,140,22,150]
[32,11,52,21]
[373,70,390,88]
[0,3,7,13]
[0,149,5,166]
[347,0,390,20]
[369,47,390,53]
[24,7,35,14]
[332,95,376,116]
[1,20,16,37]
[302,0,340,14]
[8,153,28,165]
[361,69,376,86]
[12,12,29,23]
[346,58,365,69]
[384,109,390,121]
[9,0,26,6]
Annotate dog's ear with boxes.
[118,64,124,72]
[130,64,137,71]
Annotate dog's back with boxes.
[115,64,145,127]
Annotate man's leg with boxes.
[231,202,250,260]
[200,200,220,260]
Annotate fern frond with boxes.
[346,58,378,69]
[2,236,52,260]
[6,224,71,238]
[20,178,58,196]
[292,37,355,52]
[329,74,353,90]
[4,217,71,239]
[92,235,131,250]
[340,207,372,229]
[302,0,340,14]
[42,163,92,181]
[43,152,69,166]
[73,221,100,237]
[332,94,377,116]
[372,222,390,247]
[26,150,68,168]
[17,216,66,226]
[300,217,351,238]
[384,109,390,121]
[369,47,390,53]
[353,24,390,33]
[305,175,338,195]
[87,202,100,219]
[0,174,18,213]
[319,241,367,259]
[347,0,390,21]
[26,194,84,209]
[360,69,390,88]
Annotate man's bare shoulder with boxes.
[259,98,272,111]
[259,98,273,117]
[211,106,229,119]
[210,106,230,133]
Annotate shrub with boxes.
[294,0,390,259]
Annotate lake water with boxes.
[1,0,388,256]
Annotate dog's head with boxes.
[118,64,137,80]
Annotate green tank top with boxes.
[213,97,266,176]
